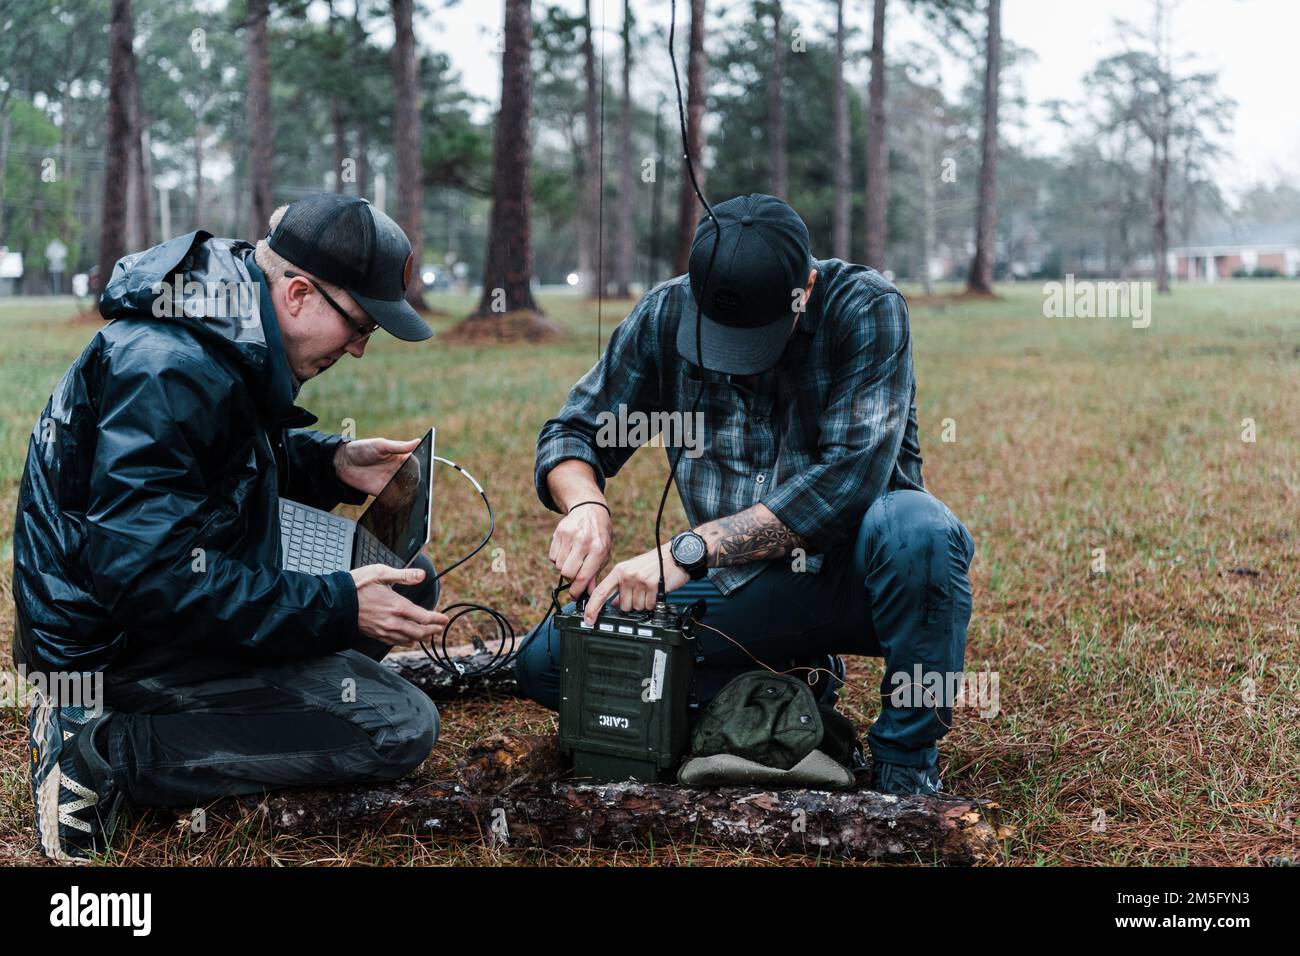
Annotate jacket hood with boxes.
[98,230,317,428]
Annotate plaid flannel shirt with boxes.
[534,257,926,595]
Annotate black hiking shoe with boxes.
[870,757,944,796]
[29,692,123,862]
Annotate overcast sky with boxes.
[395,0,1299,206]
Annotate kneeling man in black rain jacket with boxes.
[13,193,445,861]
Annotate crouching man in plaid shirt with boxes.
[515,194,976,795]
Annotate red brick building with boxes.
[1170,222,1300,281]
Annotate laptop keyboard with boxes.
[355,529,403,569]
[281,501,351,573]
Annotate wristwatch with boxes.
[670,531,709,581]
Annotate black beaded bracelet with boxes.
[567,500,611,518]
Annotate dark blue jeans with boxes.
[515,490,976,769]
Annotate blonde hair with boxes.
[254,204,300,282]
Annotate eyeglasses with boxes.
[283,270,378,344]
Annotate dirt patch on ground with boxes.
[440,309,568,344]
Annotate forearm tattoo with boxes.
[699,505,806,567]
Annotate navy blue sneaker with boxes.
[28,692,122,862]
[870,758,943,796]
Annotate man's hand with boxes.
[335,437,420,497]
[350,564,448,647]
[583,542,688,626]
[549,502,613,599]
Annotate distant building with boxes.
[1169,222,1300,281]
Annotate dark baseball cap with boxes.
[678,193,813,374]
[267,192,432,342]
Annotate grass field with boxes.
[1,280,1297,866]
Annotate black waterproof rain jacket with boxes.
[11,231,368,674]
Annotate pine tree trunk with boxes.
[332,99,346,193]
[124,61,139,249]
[648,102,665,286]
[392,0,427,310]
[1153,132,1170,292]
[357,125,371,200]
[193,124,204,228]
[768,1,787,199]
[966,0,1000,295]
[473,0,542,316]
[613,0,635,298]
[580,0,601,299]
[352,2,371,201]
[672,0,707,277]
[864,0,887,270]
[98,0,134,290]
[247,0,274,235]
[0,93,11,240]
[141,128,155,241]
[831,0,850,260]
[1152,0,1172,293]
[920,106,936,296]
[60,87,75,241]
[126,40,150,250]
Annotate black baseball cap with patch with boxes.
[267,192,432,342]
[678,193,813,375]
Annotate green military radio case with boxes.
[556,599,705,783]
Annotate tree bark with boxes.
[831,0,850,260]
[768,0,787,199]
[124,36,150,250]
[98,0,134,290]
[1151,0,1172,293]
[193,120,205,230]
[332,99,346,193]
[864,0,887,270]
[580,0,602,298]
[60,86,75,245]
[141,128,155,241]
[966,0,1000,294]
[0,93,11,240]
[392,0,427,310]
[919,97,937,296]
[246,0,274,235]
[671,0,707,277]
[357,125,371,200]
[648,100,665,287]
[473,0,542,316]
[242,732,1007,865]
[613,0,635,298]
[352,2,371,201]
[382,648,522,701]
[132,78,151,248]
[1153,130,1170,291]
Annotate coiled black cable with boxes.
[416,455,517,677]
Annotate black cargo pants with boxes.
[91,554,441,809]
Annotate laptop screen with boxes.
[356,428,433,565]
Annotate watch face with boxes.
[674,533,707,566]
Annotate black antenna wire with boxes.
[655,0,720,606]
[597,0,605,358]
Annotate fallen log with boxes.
[242,733,1008,864]
[382,648,521,701]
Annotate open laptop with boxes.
[279,427,434,574]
